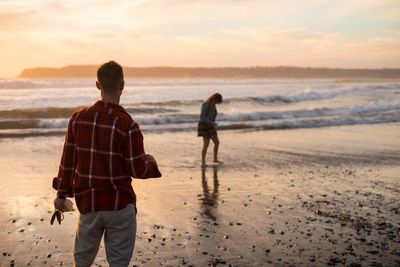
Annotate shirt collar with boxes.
[93,100,126,113]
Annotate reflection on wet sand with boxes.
[200,166,219,221]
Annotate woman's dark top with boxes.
[197,101,217,138]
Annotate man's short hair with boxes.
[97,61,124,92]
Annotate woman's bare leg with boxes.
[202,137,210,167]
[211,134,221,163]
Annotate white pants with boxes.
[73,204,136,267]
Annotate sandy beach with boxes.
[0,123,399,266]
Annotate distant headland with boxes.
[19,65,400,79]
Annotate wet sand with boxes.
[0,123,399,266]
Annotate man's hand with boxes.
[54,197,66,212]
[54,197,74,212]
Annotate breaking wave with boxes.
[1,102,399,132]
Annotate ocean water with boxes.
[0,78,399,137]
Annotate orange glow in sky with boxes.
[0,0,399,78]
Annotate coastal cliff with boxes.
[19,65,400,79]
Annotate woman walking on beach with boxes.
[198,93,223,167]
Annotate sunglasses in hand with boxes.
[50,209,64,225]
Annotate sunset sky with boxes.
[0,0,399,78]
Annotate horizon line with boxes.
[23,64,400,70]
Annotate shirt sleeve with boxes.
[123,122,162,179]
[52,113,78,198]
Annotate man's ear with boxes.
[120,80,125,92]
[96,81,101,90]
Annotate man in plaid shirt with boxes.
[52,61,161,266]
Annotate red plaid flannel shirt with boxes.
[52,100,162,214]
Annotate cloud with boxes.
[326,0,400,21]
[0,11,41,31]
